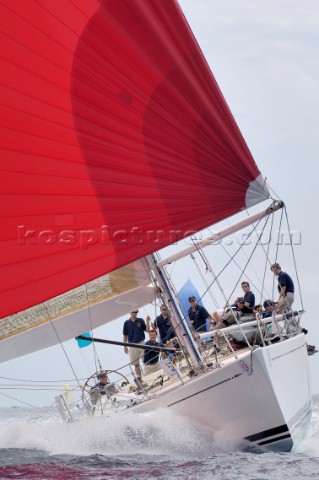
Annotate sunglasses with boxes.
[131,311,138,314]
[189,299,196,302]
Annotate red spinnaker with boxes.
[0,0,268,318]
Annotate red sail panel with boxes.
[0,0,268,318]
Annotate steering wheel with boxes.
[82,369,130,396]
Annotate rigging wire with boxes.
[189,240,220,308]
[267,184,283,203]
[203,214,269,303]
[208,214,273,350]
[166,260,176,281]
[43,303,83,392]
[206,222,255,287]
[155,212,270,337]
[76,345,96,378]
[265,185,300,304]
[259,211,275,305]
[222,213,272,308]
[272,207,285,301]
[0,375,87,383]
[284,206,304,310]
[0,390,59,416]
[0,386,80,391]
[189,250,225,309]
[218,240,272,301]
[84,282,102,372]
[217,203,278,300]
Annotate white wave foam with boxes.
[294,396,319,457]
[2,398,319,458]
[0,408,244,457]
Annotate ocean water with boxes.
[0,397,319,479]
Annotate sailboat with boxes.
[0,0,312,451]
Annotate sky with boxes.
[1,0,319,409]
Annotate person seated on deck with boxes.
[211,304,230,326]
[209,301,240,348]
[253,304,262,314]
[226,301,263,349]
[211,304,237,330]
[241,281,255,308]
[89,371,110,405]
[253,304,263,320]
[231,297,253,315]
[143,330,164,376]
[262,300,275,318]
[210,298,254,347]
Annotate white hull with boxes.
[131,334,312,451]
[57,333,312,451]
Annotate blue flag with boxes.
[75,332,92,348]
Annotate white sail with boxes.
[0,261,155,363]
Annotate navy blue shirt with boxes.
[262,310,273,318]
[90,381,108,394]
[242,305,253,314]
[231,304,253,315]
[244,291,255,308]
[154,314,175,343]
[188,304,209,332]
[123,318,146,343]
[143,340,163,365]
[277,271,294,294]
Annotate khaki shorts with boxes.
[277,292,294,312]
[129,342,145,365]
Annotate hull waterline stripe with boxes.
[167,373,242,407]
[258,433,292,447]
[244,424,289,442]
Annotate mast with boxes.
[146,255,204,368]
[157,201,283,267]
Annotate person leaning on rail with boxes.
[270,263,294,313]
